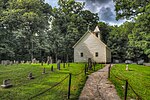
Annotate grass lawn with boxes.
[110,64,150,100]
[0,63,103,100]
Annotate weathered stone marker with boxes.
[57,60,61,70]
[126,64,128,71]
[47,56,50,65]
[28,72,34,79]
[51,65,54,71]
[42,68,46,74]
[1,79,12,88]
[63,62,65,68]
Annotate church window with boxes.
[95,52,98,57]
[81,53,83,57]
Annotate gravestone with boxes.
[32,58,36,64]
[21,60,25,64]
[137,60,144,65]
[57,60,61,70]
[15,61,19,64]
[51,65,54,71]
[47,56,52,65]
[126,64,129,71]
[42,68,46,74]
[9,61,13,65]
[28,72,34,80]
[88,58,92,70]
[63,62,65,68]
[1,79,12,88]
[47,56,50,65]
[1,60,10,66]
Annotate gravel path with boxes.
[79,64,121,100]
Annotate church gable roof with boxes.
[73,26,111,51]
[73,31,106,48]
[72,30,91,48]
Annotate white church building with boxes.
[73,26,111,63]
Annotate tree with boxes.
[97,22,111,44]
[114,0,150,19]
[0,0,52,61]
[50,0,99,62]
[128,11,150,59]
[107,22,135,61]
[114,0,150,61]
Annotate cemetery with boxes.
[0,0,150,100]
[0,62,104,99]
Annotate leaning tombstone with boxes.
[28,72,34,80]
[1,79,12,88]
[57,60,61,70]
[42,68,46,74]
[51,65,54,72]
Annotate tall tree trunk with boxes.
[66,54,69,63]
[55,53,57,63]
[31,40,34,61]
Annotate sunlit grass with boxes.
[0,63,103,100]
[110,64,150,100]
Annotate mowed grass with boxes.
[110,64,150,100]
[0,63,103,100]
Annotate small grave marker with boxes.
[1,79,12,88]
[63,62,65,68]
[42,68,46,74]
[51,65,54,71]
[126,64,128,71]
[28,72,34,80]
[57,60,61,70]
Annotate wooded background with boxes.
[0,0,149,62]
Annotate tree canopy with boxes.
[0,0,149,63]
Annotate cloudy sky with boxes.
[45,0,125,25]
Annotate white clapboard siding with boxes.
[73,33,110,63]
[73,26,111,63]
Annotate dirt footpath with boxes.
[79,64,121,100]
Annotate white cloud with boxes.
[45,0,126,25]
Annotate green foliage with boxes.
[0,0,52,61]
[114,0,150,20]
[97,22,111,44]
[128,12,150,58]
[49,0,99,62]
[108,1,150,61]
